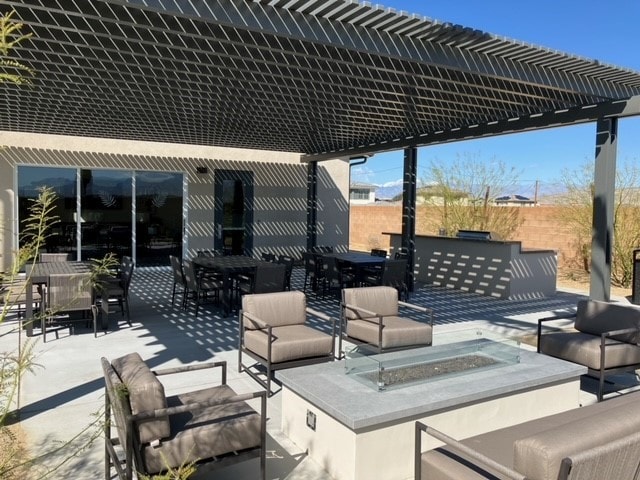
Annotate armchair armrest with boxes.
[152,361,228,385]
[398,301,434,326]
[602,326,640,340]
[415,422,526,480]
[537,312,577,352]
[131,390,267,422]
[342,303,379,319]
[240,310,270,330]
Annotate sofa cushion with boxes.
[347,316,432,349]
[420,392,640,480]
[342,286,399,319]
[142,384,261,474]
[574,299,640,343]
[513,398,640,480]
[111,352,170,444]
[242,291,306,329]
[244,324,333,363]
[539,330,640,370]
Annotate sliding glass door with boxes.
[17,167,184,266]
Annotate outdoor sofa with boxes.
[416,390,640,479]
[102,352,266,479]
[537,299,640,401]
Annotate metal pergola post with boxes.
[306,161,318,251]
[402,147,418,292]
[590,117,618,301]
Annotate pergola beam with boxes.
[303,95,640,162]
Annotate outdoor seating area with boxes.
[7,262,640,479]
[4,1,640,479]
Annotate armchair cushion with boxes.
[539,331,640,370]
[574,299,640,343]
[347,316,432,349]
[343,286,398,319]
[242,290,307,329]
[111,352,170,444]
[244,324,334,363]
[142,385,262,474]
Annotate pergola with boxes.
[3,0,640,299]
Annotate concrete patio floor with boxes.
[2,266,636,479]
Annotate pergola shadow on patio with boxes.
[6,266,629,479]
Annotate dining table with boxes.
[192,255,275,316]
[321,251,386,286]
[23,261,110,337]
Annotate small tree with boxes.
[422,152,524,239]
[556,159,640,287]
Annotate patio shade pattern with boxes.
[3,0,640,158]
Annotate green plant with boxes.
[422,153,524,239]
[0,10,34,86]
[555,160,640,288]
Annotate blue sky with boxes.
[350,1,640,198]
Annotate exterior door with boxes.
[214,169,253,256]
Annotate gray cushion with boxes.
[513,398,640,480]
[142,384,261,474]
[539,331,640,370]
[342,286,399,319]
[347,316,432,349]
[244,324,333,363]
[242,290,306,329]
[574,299,640,343]
[111,352,170,444]
[420,391,640,480]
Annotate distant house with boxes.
[495,194,536,206]
[349,183,377,204]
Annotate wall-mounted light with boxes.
[196,166,208,174]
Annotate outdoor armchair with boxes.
[102,352,266,480]
[239,290,337,395]
[537,299,640,401]
[340,286,433,355]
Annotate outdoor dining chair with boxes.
[183,260,222,317]
[235,263,287,309]
[169,255,186,306]
[321,255,356,298]
[43,272,97,341]
[39,252,71,262]
[277,254,295,290]
[362,258,409,300]
[96,256,134,327]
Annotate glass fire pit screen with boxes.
[344,329,520,391]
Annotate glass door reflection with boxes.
[215,170,253,256]
[80,169,132,261]
[135,171,183,266]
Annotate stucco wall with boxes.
[0,131,350,269]
[350,204,580,269]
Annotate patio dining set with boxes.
[7,252,134,341]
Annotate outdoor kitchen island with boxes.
[385,231,557,299]
[278,328,586,480]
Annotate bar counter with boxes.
[384,233,557,299]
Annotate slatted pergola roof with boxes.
[3,0,640,161]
